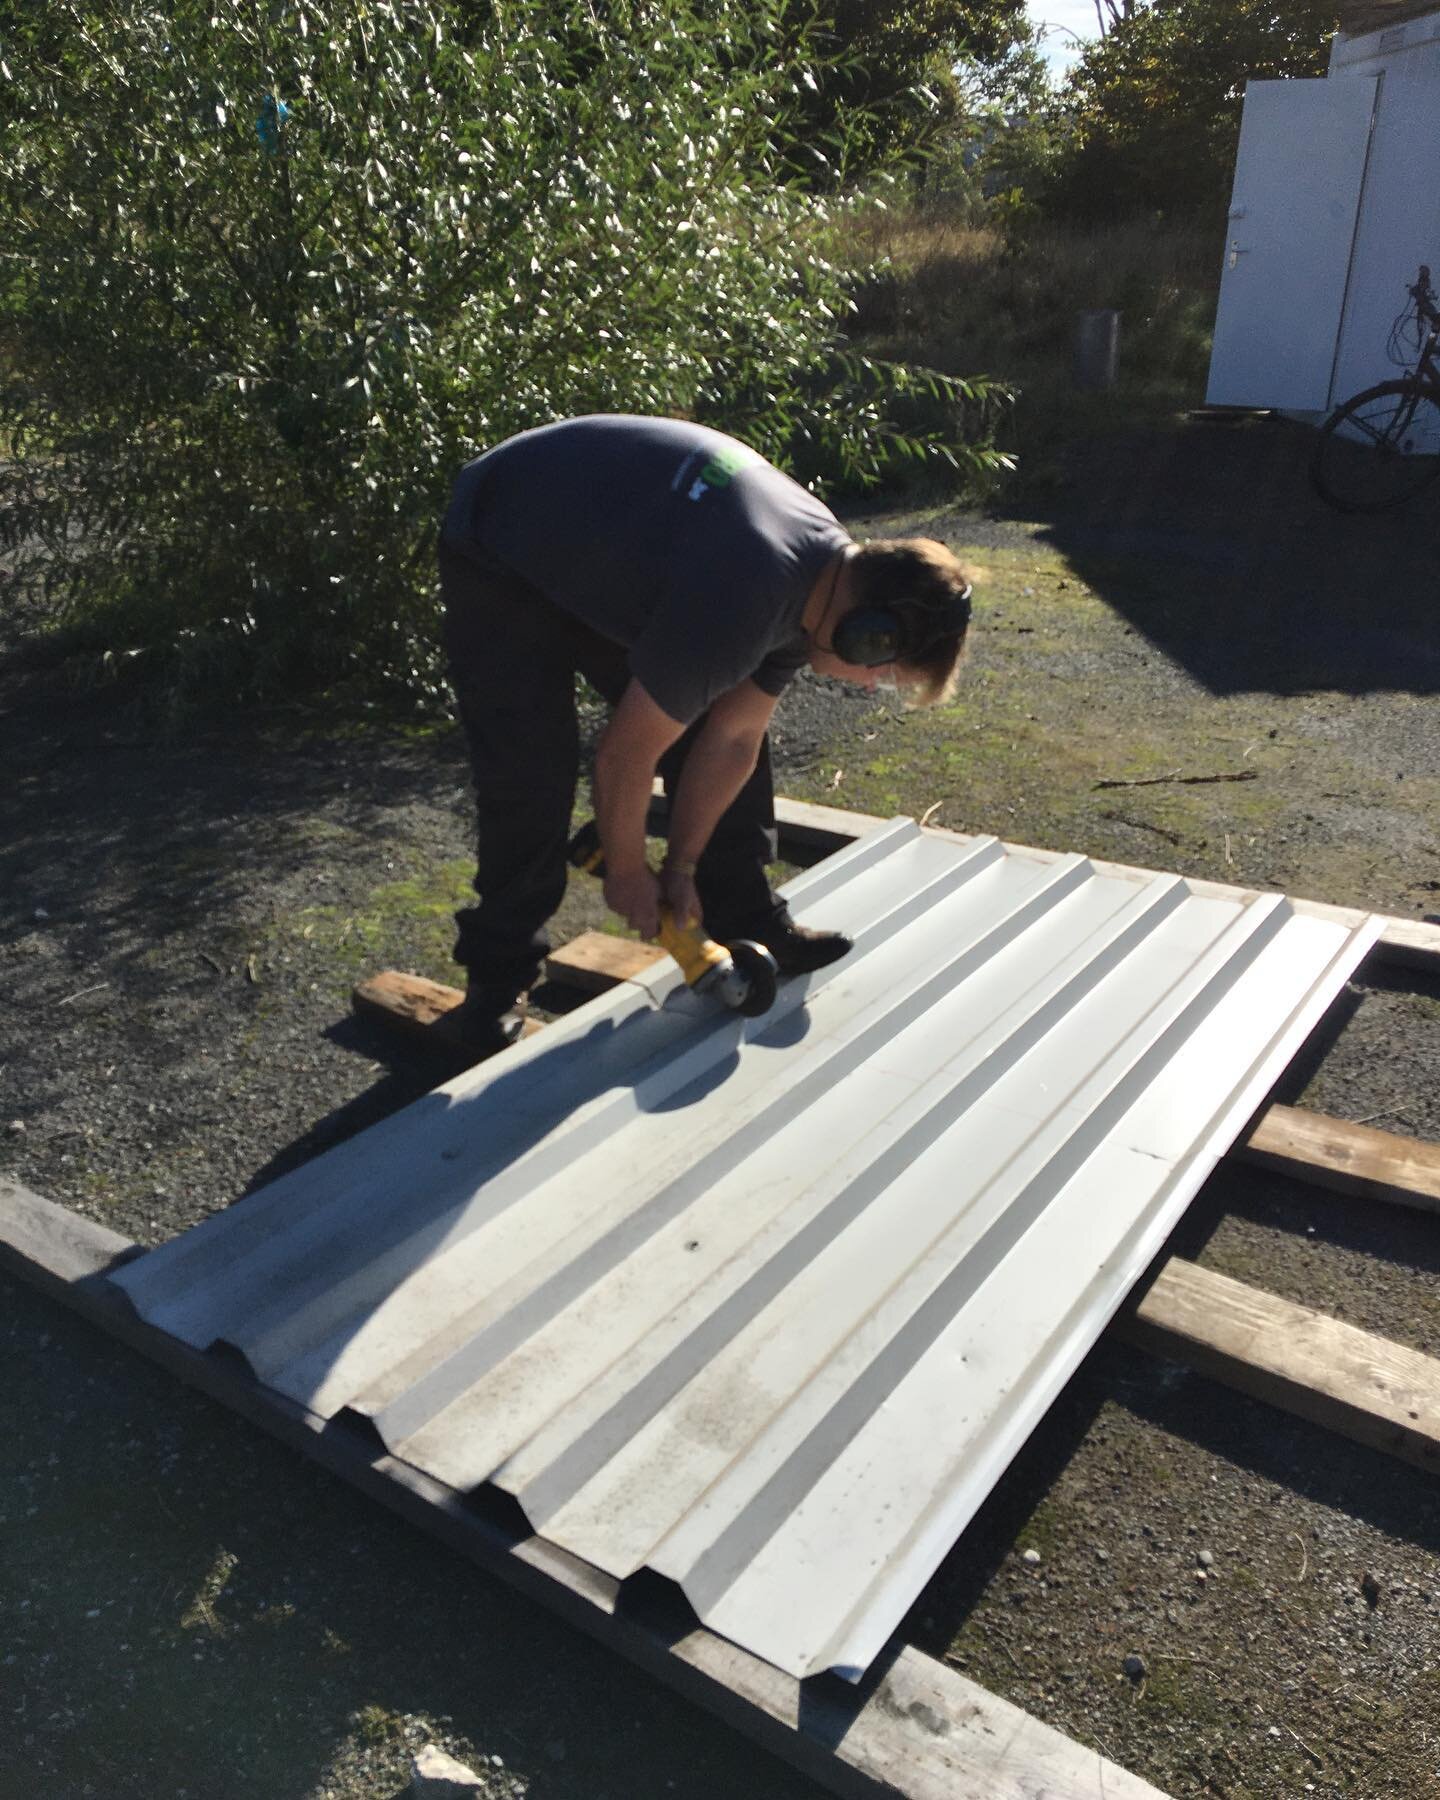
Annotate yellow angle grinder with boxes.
[567,820,779,1018]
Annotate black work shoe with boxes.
[432,996,527,1063]
[739,913,853,976]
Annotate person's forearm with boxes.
[593,731,658,874]
[667,730,761,869]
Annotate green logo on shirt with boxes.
[679,444,750,502]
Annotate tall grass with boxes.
[841,203,1224,496]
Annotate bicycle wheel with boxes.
[1312,379,1440,512]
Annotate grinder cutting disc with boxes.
[721,938,780,1017]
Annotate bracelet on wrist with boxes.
[663,856,698,879]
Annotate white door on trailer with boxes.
[1206,77,1378,411]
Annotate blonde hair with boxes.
[848,538,973,707]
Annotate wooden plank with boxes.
[352,971,543,1054]
[1119,1258,1440,1476]
[1339,0,1440,41]
[545,931,667,992]
[1374,914,1440,973]
[354,968,466,1026]
[930,827,1440,975]
[0,1182,1167,1800]
[0,1178,141,1291]
[772,795,897,860]
[1241,1103,1440,1215]
[645,785,889,867]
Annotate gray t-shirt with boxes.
[443,415,852,725]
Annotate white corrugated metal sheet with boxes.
[110,821,1379,1680]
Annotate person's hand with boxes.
[660,863,702,932]
[604,865,663,940]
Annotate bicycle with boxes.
[1311,264,1440,512]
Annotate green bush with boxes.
[0,0,1009,710]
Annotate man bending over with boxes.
[440,414,973,1056]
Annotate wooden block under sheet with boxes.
[353,969,466,1027]
[545,931,667,993]
[1119,1258,1440,1475]
[1241,1102,1440,1215]
[352,970,543,1055]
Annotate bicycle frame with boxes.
[1405,265,1440,384]
[1311,263,1440,509]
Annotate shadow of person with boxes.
[136,985,816,1456]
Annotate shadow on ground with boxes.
[1012,414,1440,698]
[0,682,459,958]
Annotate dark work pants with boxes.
[440,535,781,1004]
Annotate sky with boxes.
[1028,0,1101,77]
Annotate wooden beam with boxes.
[0,1180,1168,1800]
[1370,914,1440,973]
[545,932,666,992]
[1240,1103,1440,1216]
[352,971,542,1055]
[771,796,897,861]
[1119,1258,1440,1476]
[1338,0,1438,40]
[644,786,884,867]
[354,968,465,1028]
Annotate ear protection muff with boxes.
[830,583,973,668]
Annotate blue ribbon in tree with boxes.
[255,94,290,154]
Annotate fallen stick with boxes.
[1099,810,1184,845]
[1094,770,1259,790]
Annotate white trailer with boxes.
[1206,2,1440,416]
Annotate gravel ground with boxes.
[3,417,1440,1800]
